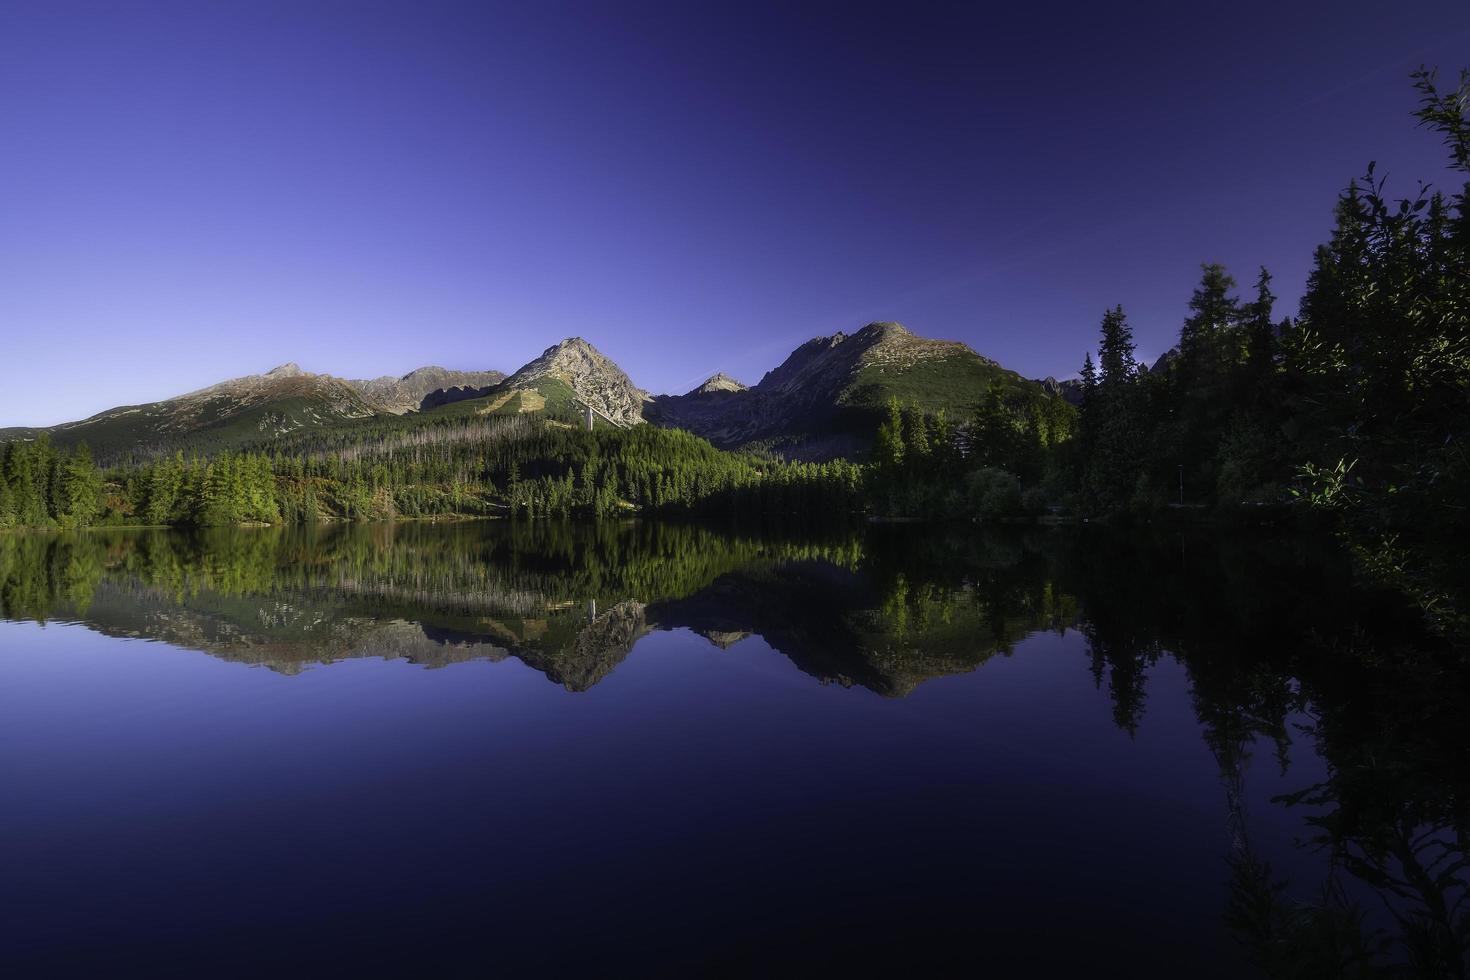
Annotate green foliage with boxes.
[965,467,1024,520]
[1282,68,1470,624]
[1068,64,1468,603]
[1,413,866,529]
[843,351,1033,415]
[864,385,1072,520]
[0,438,108,529]
[2,65,1463,639]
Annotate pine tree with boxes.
[1243,267,1278,382]
[1079,352,1098,407]
[1179,263,1240,385]
[1085,307,1145,511]
[903,403,930,462]
[875,396,905,470]
[1097,305,1137,390]
[57,444,103,527]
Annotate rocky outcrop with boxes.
[347,366,506,414]
[688,372,748,396]
[498,337,650,426]
[1037,376,1085,406]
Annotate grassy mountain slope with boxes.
[648,322,1052,458]
[0,365,383,460]
[411,338,647,427]
[1,363,511,461]
[1,325,1067,464]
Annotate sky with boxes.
[2,0,1468,426]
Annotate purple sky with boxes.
[3,1,1468,427]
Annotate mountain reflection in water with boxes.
[0,522,1465,977]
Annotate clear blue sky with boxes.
[2,0,1468,426]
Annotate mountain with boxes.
[647,321,1049,458]
[1,325,1068,461]
[0,364,383,458]
[1037,376,1085,406]
[347,366,506,414]
[688,372,748,395]
[1033,347,1174,408]
[1,362,504,459]
[444,337,650,427]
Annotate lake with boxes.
[1,522,1464,977]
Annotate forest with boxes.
[1,69,1465,609]
[864,67,1469,626]
[0,417,866,528]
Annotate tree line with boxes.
[0,415,866,529]
[3,68,1465,611]
[1062,67,1468,622]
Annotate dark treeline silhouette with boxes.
[1063,68,1466,629]
[821,65,1470,591]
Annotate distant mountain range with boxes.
[0,323,1073,460]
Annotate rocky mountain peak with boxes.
[755,321,970,399]
[1037,376,1085,406]
[857,321,910,341]
[689,373,747,396]
[507,337,649,426]
[265,362,306,379]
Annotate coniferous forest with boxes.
[2,68,1466,621]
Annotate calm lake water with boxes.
[1,523,1464,978]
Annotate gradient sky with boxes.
[3,0,1468,426]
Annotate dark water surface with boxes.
[1,523,1465,977]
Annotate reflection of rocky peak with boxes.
[0,523,1069,698]
[56,581,511,674]
[696,629,752,649]
[523,599,649,691]
[649,561,1033,698]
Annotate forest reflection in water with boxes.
[0,520,1465,977]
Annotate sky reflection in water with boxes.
[0,523,1460,977]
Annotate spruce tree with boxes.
[1179,263,1240,386]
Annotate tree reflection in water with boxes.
[0,521,1464,975]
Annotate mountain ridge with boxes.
[647,321,1051,458]
[0,362,504,458]
[2,325,1073,460]
[346,365,508,414]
